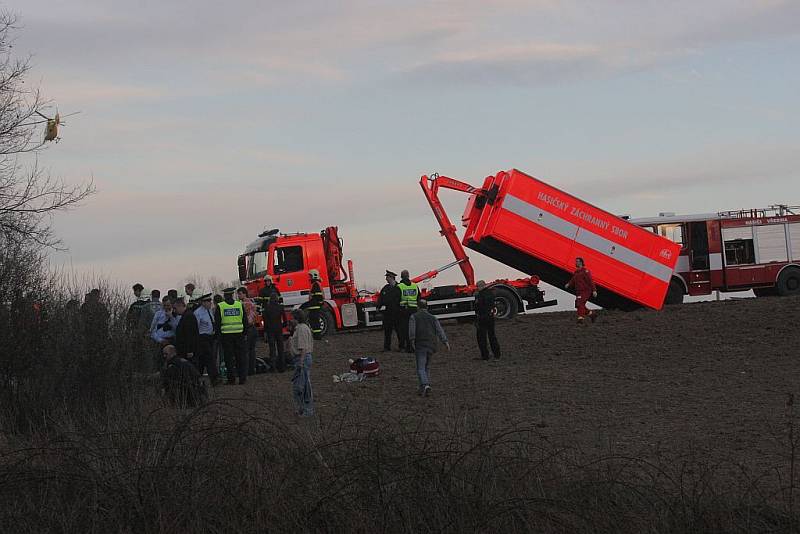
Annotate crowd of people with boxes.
[126,275,318,416]
[133,257,597,412]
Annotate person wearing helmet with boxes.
[307,269,325,339]
[258,274,281,306]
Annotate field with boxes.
[4,295,800,532]
[238,295,800,472]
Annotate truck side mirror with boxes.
[237,255,247,282]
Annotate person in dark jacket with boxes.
[408,300,450,397]
[161,344,207,407]
[376,270,402,351]
[80,288,109,354]
[307,269,325,339]
[173,298,199,362]
[264,296,288,372]
[397,269,420,353]
[565,257,598,324]
[257,274,281,305]
[474,280,501,360]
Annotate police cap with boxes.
[385,270,397,278]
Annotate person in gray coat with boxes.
[408,300,450,397]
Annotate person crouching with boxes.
[161,344,207,407]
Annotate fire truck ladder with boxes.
[419,173,478,287]
[718,205,800,218]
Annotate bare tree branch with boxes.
[0,12,95,250]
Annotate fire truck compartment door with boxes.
[791,223,800,261]
[340,303,358,327]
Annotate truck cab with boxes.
[239,229,329,308]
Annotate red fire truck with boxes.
[628,205,800,302]
[237,168,682,334]
[237,173,557,336]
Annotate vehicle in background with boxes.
[629,205,800,302]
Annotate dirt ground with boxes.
[210,296,800,476]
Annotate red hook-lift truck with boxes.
[238,169,680,335]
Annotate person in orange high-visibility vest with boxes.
[565,257,598,324]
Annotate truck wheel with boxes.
[776,267,800,297]
[493,288,519,320]
[319,308,336,337]
[664,279,684,305]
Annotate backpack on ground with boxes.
[349,357,380,377]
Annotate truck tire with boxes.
[776,267,800,297]
[664,278,684,305]
[493,287,519,320]
[319,307,336,337]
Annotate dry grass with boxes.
[1,288,799,532]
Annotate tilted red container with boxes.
[461,169,681,310]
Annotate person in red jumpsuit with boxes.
[565,257,597,324]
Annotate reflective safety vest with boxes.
[397,281,419,309]
[308,281,324,309]
[218,301,244,334]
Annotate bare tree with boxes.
[0,12,94,249]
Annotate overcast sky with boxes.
[8,0,800,300]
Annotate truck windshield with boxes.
[247,251,268,279]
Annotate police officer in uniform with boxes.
[376,270,402,351]
[307,269,325,340]
[396,269,420,353]
[215,287,249,385]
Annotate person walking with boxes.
[376,270,402,351]
[264,295,287,372]
[237,287,259,376]
[474,280,501,360]
[396,269,420,353]
[565,257,598,324]
[408,300,450,397]
[193,293,220,386]
[289,309,314,416]
[307,269,325,339]
[173,298,199,364]
[215,287,249,385]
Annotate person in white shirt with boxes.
[193,293,220,386]
[289,309,314,417]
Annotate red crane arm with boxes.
[419,174,478,287]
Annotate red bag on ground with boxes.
[349,357,380,377]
